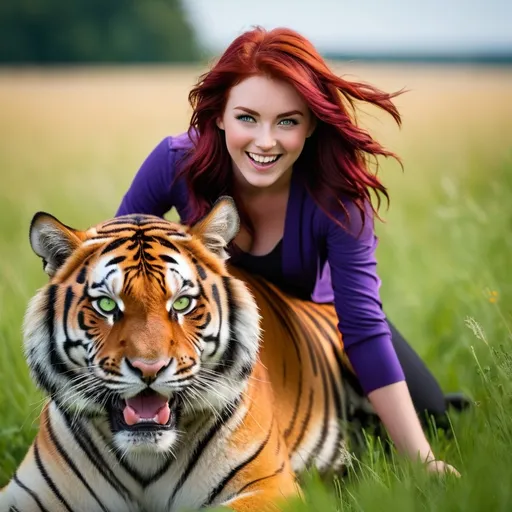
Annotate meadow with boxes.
[0,63,511,511]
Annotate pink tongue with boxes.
[123,394,170,426]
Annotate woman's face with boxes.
[217,75,315,191]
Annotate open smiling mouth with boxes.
[246,152,282,166]
[109,389,179,432]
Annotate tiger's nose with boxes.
[128,358,171,380]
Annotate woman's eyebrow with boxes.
[234,106,304,118]
[277,110,304,118]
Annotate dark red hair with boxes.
[179,26,403,230]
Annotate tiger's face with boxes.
[24,198,260,455]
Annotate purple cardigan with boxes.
[116,132,405,394]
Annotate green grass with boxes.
[0,65,511,510]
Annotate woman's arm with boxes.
[116,137,179,217]
[369,381,458,474]
[325,201,459,475]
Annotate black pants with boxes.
[387,319,447,421]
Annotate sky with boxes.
[184,0,512,55]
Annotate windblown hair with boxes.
[180,26,403,229]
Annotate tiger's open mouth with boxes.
[109,389,179,432]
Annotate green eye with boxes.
[97,297,117,314]
[172,296,191,312]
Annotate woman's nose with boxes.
[255,129,276,151]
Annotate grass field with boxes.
[0,64,511,511]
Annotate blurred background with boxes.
[1,0,511,64]
[0,1,511,510]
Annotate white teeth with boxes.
[248,152,279,164]
[136,417,157,424]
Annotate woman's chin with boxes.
[235,164,292,190]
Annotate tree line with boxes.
[0,0,202,64]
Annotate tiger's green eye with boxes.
[97,297,117,313]
[172,296,191,312]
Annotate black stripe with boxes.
[31,361,59,397]
[94,226,136,235]
[62,286,74,341]
[76,266,87,284]
[106,255,126,267]
[9,506,21,512]
[175,362,197,375]
[46,414,110,512]
[152,236,180,252]
[214,278,236,375]
[90,269,117,289]
[98,218,141,228]
[238,362,253,380]
[206,418,275,506]
[33,441,73,512]
[60,412,132,500]
[210,283,222,358]
[168,399,240,507]
[195,263,207,279]
[275,293,318,377]
[159,254,178,264]
[13,474,50,512]
[290,388,315,454]
[303,304,362,393]
[158,254,178,265]
[305,338,331,467]
[46,285,69,378]
[100,238,128,255]
[235,460,286,496]
[195,312,211,329]
[164,229,188,237]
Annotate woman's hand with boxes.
[368,382,461,476]
[425,459,461,477]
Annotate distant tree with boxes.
[0,0,202,63]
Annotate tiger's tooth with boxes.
[136,417,157,424]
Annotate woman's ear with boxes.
[216,117,225,130]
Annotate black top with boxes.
[234,240,310,300]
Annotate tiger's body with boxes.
[0,198,370,512]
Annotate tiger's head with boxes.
[24,198,260,455]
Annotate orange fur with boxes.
[1,203,369,512]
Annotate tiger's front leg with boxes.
[0,404,141,512]
[206,374,302,512]
[218,469,301,512]
[213,429,300,512]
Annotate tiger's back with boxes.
[234,268,362,474]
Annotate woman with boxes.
[117,27,461,474]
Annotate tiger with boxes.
[0,197,372,512]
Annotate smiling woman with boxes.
[117,26,465,477]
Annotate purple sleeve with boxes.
[116,137,176,217]
[325,201,405,394]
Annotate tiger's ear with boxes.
[190,197,240,260]
[29,212,85,277]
